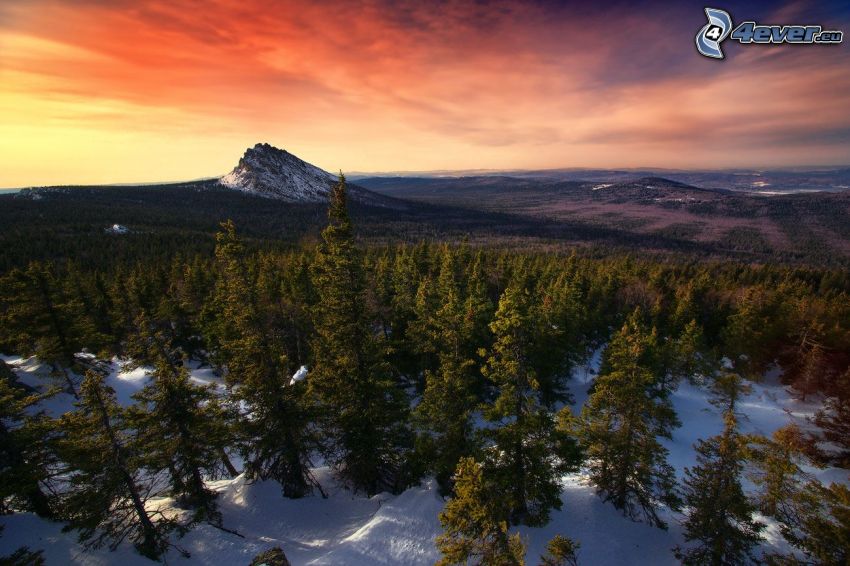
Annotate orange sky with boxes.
[1,0,849,187]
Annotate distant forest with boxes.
[1,179,849,564]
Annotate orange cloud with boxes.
[1,0,848,186]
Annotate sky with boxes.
[0,0,849,187]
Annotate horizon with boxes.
[1,1,849,186]
[4,153,850,191]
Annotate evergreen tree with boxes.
[667,319,711,386]
[278,253,314,366]
[539,535,580,566]
[310,175,411,495]
[126,314,235,523]
[578,313,679,528]
[0,263,90,395]
[408,275,442,380]
[0,360,57,517]
[436,457,526,566]
[721,287,783,377]
[211,220,318,497]
[596,309,665,387]
[415,249,481,492]
[784,480,850,565]
[461,250,494,397]
[750,425,849,565]
[387,246,422,379]
[675,374,763,565]
[748,425,810,532]
[481,282,581,526]
[813,367,850,468]
[58,372,181,560]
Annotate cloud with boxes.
[0,0,848,185]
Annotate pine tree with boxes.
[721,287,782,377]
[436,457,526,566]
[750,425,849,565]
[408,275,441,379]
[211,220,318,497]
[0,263,90,396]
[786,480,850,565]
[675,374,763,565]
[310,175,411,495]
[578,313,679,528]
[813,367,850,468]
[464,252,494,343]
[481,282,581,526]
[748,425,809,530]
[0,360,57,517]
[125,313,235,523]
[667,319,711,386]
[528,278,573,407]
[540,535,580,566]
[58,371,181,560]
[597,308,664,388]
[462,251,494,396]
[414,249,481,492]
[387,246,422,379]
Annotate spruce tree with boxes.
[578,313,679,528]
[0,360,57,517]
[787,480,850,565]
[125,314,235,523]
[415,249,481,492]
[211,220,318,497]
[464,252,493,331]
[530,272,583,407]
[481,282,581,526]
[750,425,849,565]
[58,371,180,560]
[748,425,809,532]
[310,175,411,495]
[597,308,664,390]
[408,275,441,379]
[0,263,89,396]
[462,251,494,396]
[675,373,763,565]
[387,246,422,379]
[436,457,526,566]
[540,535,580,566]
[813,367,850,468]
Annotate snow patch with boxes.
[1,352,846,565]
[220,143,335,202]
[291,365,308,385]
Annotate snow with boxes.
[290,365,308,386]
[220,143,335,203]
[1,352,846,565]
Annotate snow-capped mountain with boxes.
[220,143,336,202]
[219,143,403,208]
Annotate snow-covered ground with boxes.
[1,352,845,565]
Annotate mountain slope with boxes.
[220,143,334,202]
[220,143,401,207]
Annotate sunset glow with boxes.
[1,0,848,187]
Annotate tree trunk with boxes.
[220,448,239,478]
[92,385,159,556]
